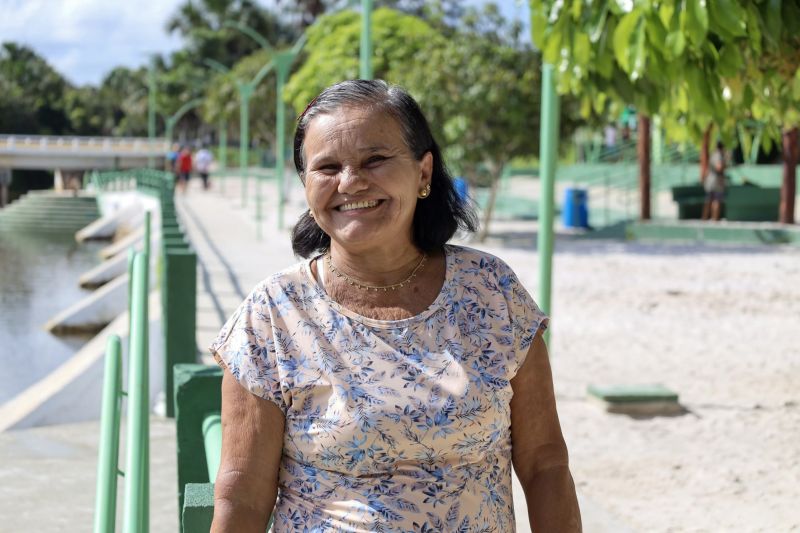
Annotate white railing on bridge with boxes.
[0,135,170,155]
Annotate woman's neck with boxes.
[328,241,424,286]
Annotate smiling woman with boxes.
[209,80,582,532]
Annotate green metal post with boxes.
[275,53,292,231]
[537,64,559,344]
[143,211,151,258]
[148,60,156,169]
[141,211,150,533]
[163,248,197,418]
[360,0,374,79]
[93,335,123,533]
[123,252,150,533]
[202,413,222,480]
[239,84,253,208]
[218,120,227,195]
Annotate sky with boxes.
[0,0,530,86]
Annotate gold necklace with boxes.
[326,252,427,292]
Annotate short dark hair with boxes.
[291,79,477,258]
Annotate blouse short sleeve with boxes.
[208,282,288,414]
[495,260,549,380]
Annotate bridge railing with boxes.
[0,134,170,154]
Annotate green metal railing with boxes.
[93,213,151,533]
[92,169,197,532]
[93,335,123,533]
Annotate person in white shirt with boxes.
[194,146,214,190]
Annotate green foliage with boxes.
[201,48,294,147]
[284,8,441,114]
[0,43,71,134]
[166,0,295,66]
[285,7,576,181]
[530,0,800,148]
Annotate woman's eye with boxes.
[317,165,339,175]
[364,156,387,167]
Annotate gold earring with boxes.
[418,184,431,199]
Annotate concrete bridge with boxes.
[0,134,169,171]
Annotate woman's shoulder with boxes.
[244,258,317,303]
[447,244,514,274]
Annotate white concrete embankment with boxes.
[44,274,129,334]
[0,293,164,432]
[75,191,160,242]
[75,201,141,242]
[99,226,144,259]
[78,250,133,289]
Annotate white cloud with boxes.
[0,0,184,85]
[0,0,527,86]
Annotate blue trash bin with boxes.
[562,188,589,228]
[453,177,469,204]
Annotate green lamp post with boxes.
[147,58,157,168]
[164,98,204,142]
[206,40,275,237]
[537,64,559,346]
[272,35,307,231]
[360,0,374,80]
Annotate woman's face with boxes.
[302,105,432,254]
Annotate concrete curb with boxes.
[44,274,128,334]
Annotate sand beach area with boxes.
[478,225,800,532]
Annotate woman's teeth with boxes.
[338,200,379,212]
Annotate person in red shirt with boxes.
[176,146,193,193]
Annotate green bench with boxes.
[671,184,781,221]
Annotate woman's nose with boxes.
[337,166,369,194]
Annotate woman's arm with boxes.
[510,332,582,532]
[211,370,286,533]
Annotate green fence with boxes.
[91,169,198,533]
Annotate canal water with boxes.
[0,229,104,404]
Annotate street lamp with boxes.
[360,0,374,80]
[203,59,235,195]
[225,21,307,232]
[206,47,275,237]
[164,98,204,142]
[147,56,158,168]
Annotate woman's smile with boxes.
[334,198,386,214]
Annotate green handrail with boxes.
[123,248,150,533]
[201,413,222,481]
[93,335,123,533]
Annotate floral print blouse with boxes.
[210,244,548,532]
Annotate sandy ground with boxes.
[478,223,800,532]
[192,177,800,532]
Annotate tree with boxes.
[166,0,294,67]
[201,48,288,149]
[285,7,577,239]
[531,0,800,222]
[0,43,71,135]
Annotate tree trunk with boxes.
[779,126,798,224]
[637,113,651,220]
[700,123,713,183]
[477,166,503,242]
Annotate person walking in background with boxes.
[176,145,192,194]
[195,145,214,190]
[166,142,180,173]
[702,141,727,221]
